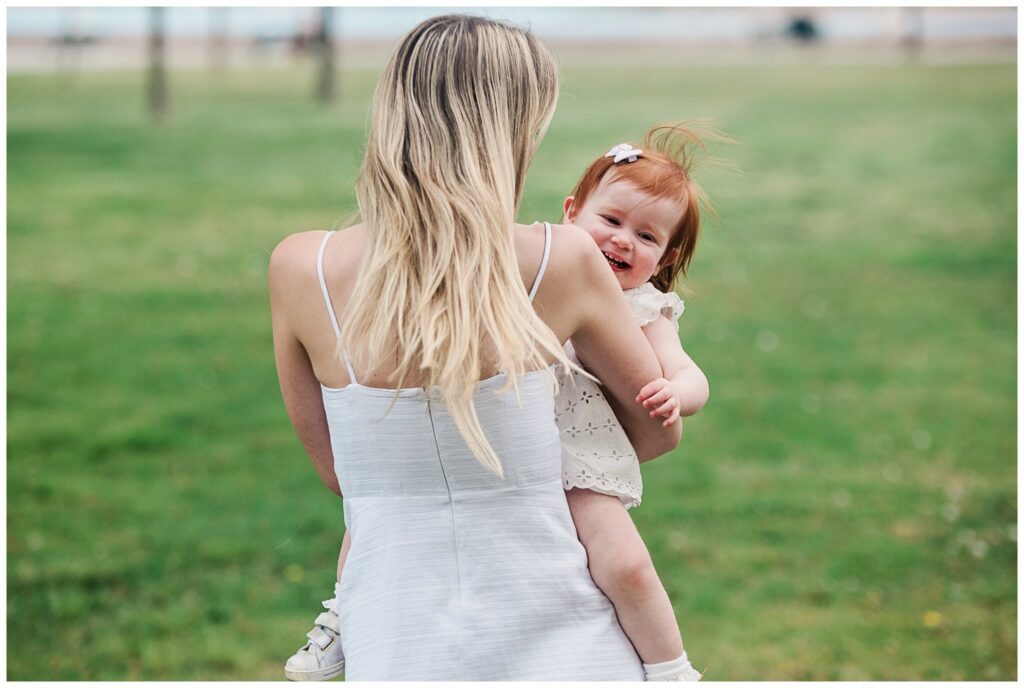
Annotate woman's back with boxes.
[314,226,645,680]
[270,216,675,482]
[287,221,575,391]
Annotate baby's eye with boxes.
[600,214,621,227]
[639,232,657,243]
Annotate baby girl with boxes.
[554,124,714,681]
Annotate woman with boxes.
[269,14,680,680]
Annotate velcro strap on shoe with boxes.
[314,611,340,632]
[307,626,335,651]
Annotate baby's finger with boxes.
[642,388,671,409]
[635,380,664,403]
[650,397,677,418]
[662,407,680,427]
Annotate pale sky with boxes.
[6,7,1017,41]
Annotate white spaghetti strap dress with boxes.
[314,224,645,681]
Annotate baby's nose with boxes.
[611,233,632,249]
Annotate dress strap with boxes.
[316,230,358,384]
[527,221,552,302]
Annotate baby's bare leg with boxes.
[566,488,684,664]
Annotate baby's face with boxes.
[564,176,680,290]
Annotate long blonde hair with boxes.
[340,14,572,478]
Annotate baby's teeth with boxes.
[604,252,627,268]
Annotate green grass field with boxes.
[7,59,1016,680]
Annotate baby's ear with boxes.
[562,196,575,223]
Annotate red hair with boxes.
[569,123,719,293]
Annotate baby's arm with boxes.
[635,316,709,427]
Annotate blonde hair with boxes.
[340,14,572,478]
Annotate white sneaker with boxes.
[284,598,345,681]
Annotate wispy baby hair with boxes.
[569,122,728,292]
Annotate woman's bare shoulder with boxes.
[515,221,598,288]
[515,221,597,260]
[543,222,607,281]
[270,230,322,269]
[269,225,364,283]
[522,221,613,337]
[548,221,597,250]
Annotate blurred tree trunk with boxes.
[316,7,337,104]
[148,7,169,122]
[901,7,924,62]
[57,8,83,76]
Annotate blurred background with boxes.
[6,5,1016,681]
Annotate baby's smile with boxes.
[602,250,631,272]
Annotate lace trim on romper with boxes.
[555,282,685,510]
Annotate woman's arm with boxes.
[554,227,682,462]
[269,236,341,497]
[636,315,710,426]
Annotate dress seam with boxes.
[424,396,468,680]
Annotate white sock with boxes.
[643,651,702,681]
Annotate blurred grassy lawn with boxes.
[7,59,1015,680]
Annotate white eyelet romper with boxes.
[315,224,645,681]
[555,282,685,509]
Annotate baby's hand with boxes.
[636,378,681,427]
